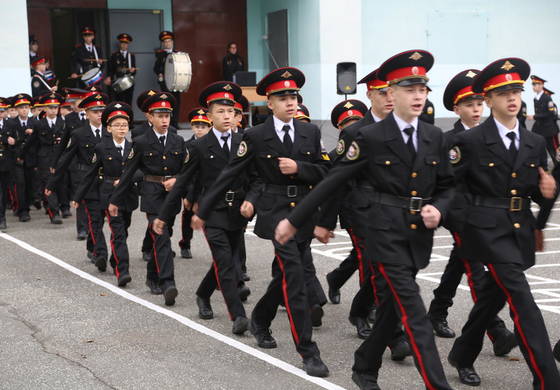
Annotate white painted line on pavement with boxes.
[0,232,346,390]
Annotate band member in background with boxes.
[0,97,16,231]
[70,27,105,89]
[233,94,249,133]
[419,86,435,124]
[31,57,57,97]
[154,31,181,128]
[529,75,559,160]
[108,33,136,105]
[222,42,244,82]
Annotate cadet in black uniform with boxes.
[70,27,105,89]
[35,93,65,224]
[233,94,249,133]
[0,98,15,230]
[294,104,311,123]
[31,57,57,97]
[191,67,330,377]
[529,75,559,160]
[131,89,178,140]
[46,92,109,267]
[518,100,528,128]
[447,58,560,388]
[275,50,455,390]
[72,102,138,287]
[107,33,136,105]
[427,69,517,357]
[419,87,435,124]
[109,92,185,306]
[153,82,253,334]
[153,31,181,128]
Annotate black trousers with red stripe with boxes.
[253,238,320,359]
[450,262,560,389]
[105,210,132,278]
[353,262,453,390]
[83,200,108,260]
[37,159,60,218]
[196,227,246,320]
[179,207,194,250]
[146,213,176,288]
[544,134,560,162]
[14,165,37,215]
[428,235,507,338]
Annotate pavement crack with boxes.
[7,306,118,390]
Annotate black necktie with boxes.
[22,121,26,128]
[507,131,517,163]
[221,134,230,158]
[404,126,416,159]
[95,129,101,140]
[116,146,123,157]
[282,124,293,154]
[159,135,166,147]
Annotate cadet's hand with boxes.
[278,158,298,175]
[7,137,15,145]
[108,203,119,217]
[527,115,534,121]
[193,202,199,213]
[25,128,33,135]
[152,218,166,235]
[538,167,556,199]
[191,215,205,230]
[103,77,112,86]
[183,199,192,210]
[70,73,79,79]
[275,218,297,245]
[70,201,79,209]
[49,167,55,174]
[421,205,441,229]
[113,179,120,187]
[44,188,52,197]
[314,226,334,244]
[163,177,176,191]
[535,229,544,252]
[240,201,254,218]
[51,85,58,92]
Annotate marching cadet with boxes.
[108,92,185,306]
[518,100,528,128]
[419,87,435,124]
[330,99,368,131]
[153,31,181,128]
[35,93,65,224]
[71,102,138,287]
[529,75,559,160]
[426,69,517,357]
[275,50,456,390]
[7,98,17,119]
[131,89,178,140]
[46,92,109,268]
[31,56,57,97]
[190,67,330,377]
[295,104,311,123]
[107,33,136,105]
[233,94,249,133]
[7,94,39,222]
[0,97,15,231]
[177,107,212,259]
[70,27,105,88]
[153,82,253,334]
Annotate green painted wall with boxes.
[107,0,173,30]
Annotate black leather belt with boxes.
[367,188,432,212]
[473,195,527,212]
[144,175,175,183]
[264,184,313,198]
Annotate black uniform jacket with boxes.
[0,119,16,172]
[288,112,455,270]
[197,116,330,241]
[158,130,253,231]
[532,93,559,137]
[131,121,177,140]
[73,135,138,211]
[108,51,136,80]
[31,70,52,97]
[419,98,435,124]
[6,117,38,168]
[453,117,548,268]
[52,112,87,167]
[110,129,185,215]
[35,116,65,166]
[72,44,104,75]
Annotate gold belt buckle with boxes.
[510,197,522,211]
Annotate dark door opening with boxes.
[266,9,289,71]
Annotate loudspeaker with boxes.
[336,62,357,95]
[233,71,257,86]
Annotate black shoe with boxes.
[448,356,481,386]
[196,296,213,319]
[241,272,250,282]
[0,220,7,232]
[163,285,178,306]
[390,339,411,361]
[180,247,192,259]
[33,200,42,210]
[61,209,72,218]
[326,273,341,304]
[77,231,87,241]
[232,316,249,335]
[349,316,372,339]
[238,285,251,302]
[351,371,381,390]
[250,319,277,349]
[553,340,560,362]
[117,273,132,287]
[430,317,456,338]
[95,256,107,272]
[142,251,152,262]
[19,213,30,222]
[145,279,163,295]
[311,304,324,327]
[491,328,518,356]
[50,214,63,225]
[302,355,329,377]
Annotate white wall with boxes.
[0,2,32,96]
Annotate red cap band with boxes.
[43,99,60,106]
[14,99,31,106]
[234,101,243,111]
[266,80,298,95]
[483,72,523,92]
[366,79,389,90]
[108,110,129,121]
[337,109,364,126]
[83,100,106,109]
[191,115,211,125]
[32,57,47,67]
[206,92,235,105]
[453,86,483,105]
[386,66,427,83]
[148,100,172,111]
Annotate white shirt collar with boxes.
[535,91,544,101]
[370,110,383,123]
[461,122,473,130]
[212,127,232,143]
[90,124,101,135]
[19,117,27,126]
[273,115,295,142]
[153,128,168,143]
[493,117,519,147]
[113,139,125,149]
[392,112,419,132]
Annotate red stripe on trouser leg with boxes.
[369,262,379,306]
[377,263,436,390]
[552,136,559,151]
[105,210,120,279]
[348,228,365,284]
[148,224,161,274]
[461,259,478,303]
[12,184,18,211]
[487,264,545,390]
[275,254,300,346]
[83,201,97,256]
[203,228,233,321]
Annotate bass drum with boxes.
[164,52,192,92]
[112,74,135,93]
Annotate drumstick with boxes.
[84,58,108,62]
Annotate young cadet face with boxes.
[107,117,129,141]
[485,88,522,118]
[191,123,211,139]
[45,105,58,118]
[367,88,394,118]
[60,107,72,117]
[162,39,173,50]
[148,112,170,133]
[453,98,484,128]
[83,34,94,45]
[267,94,298,122]
[532,81,544,94]
[0,110,6,120]
[8,108,17,118]
[16,105,30,119]
[207,103,235,132]
[389,84,427,121]
[338,118,359,130]
[35,63,47,73]
[234,110,243,125]
[87,109,103,127]
[119,42,129,51]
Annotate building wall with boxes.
[107,0,172,30]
